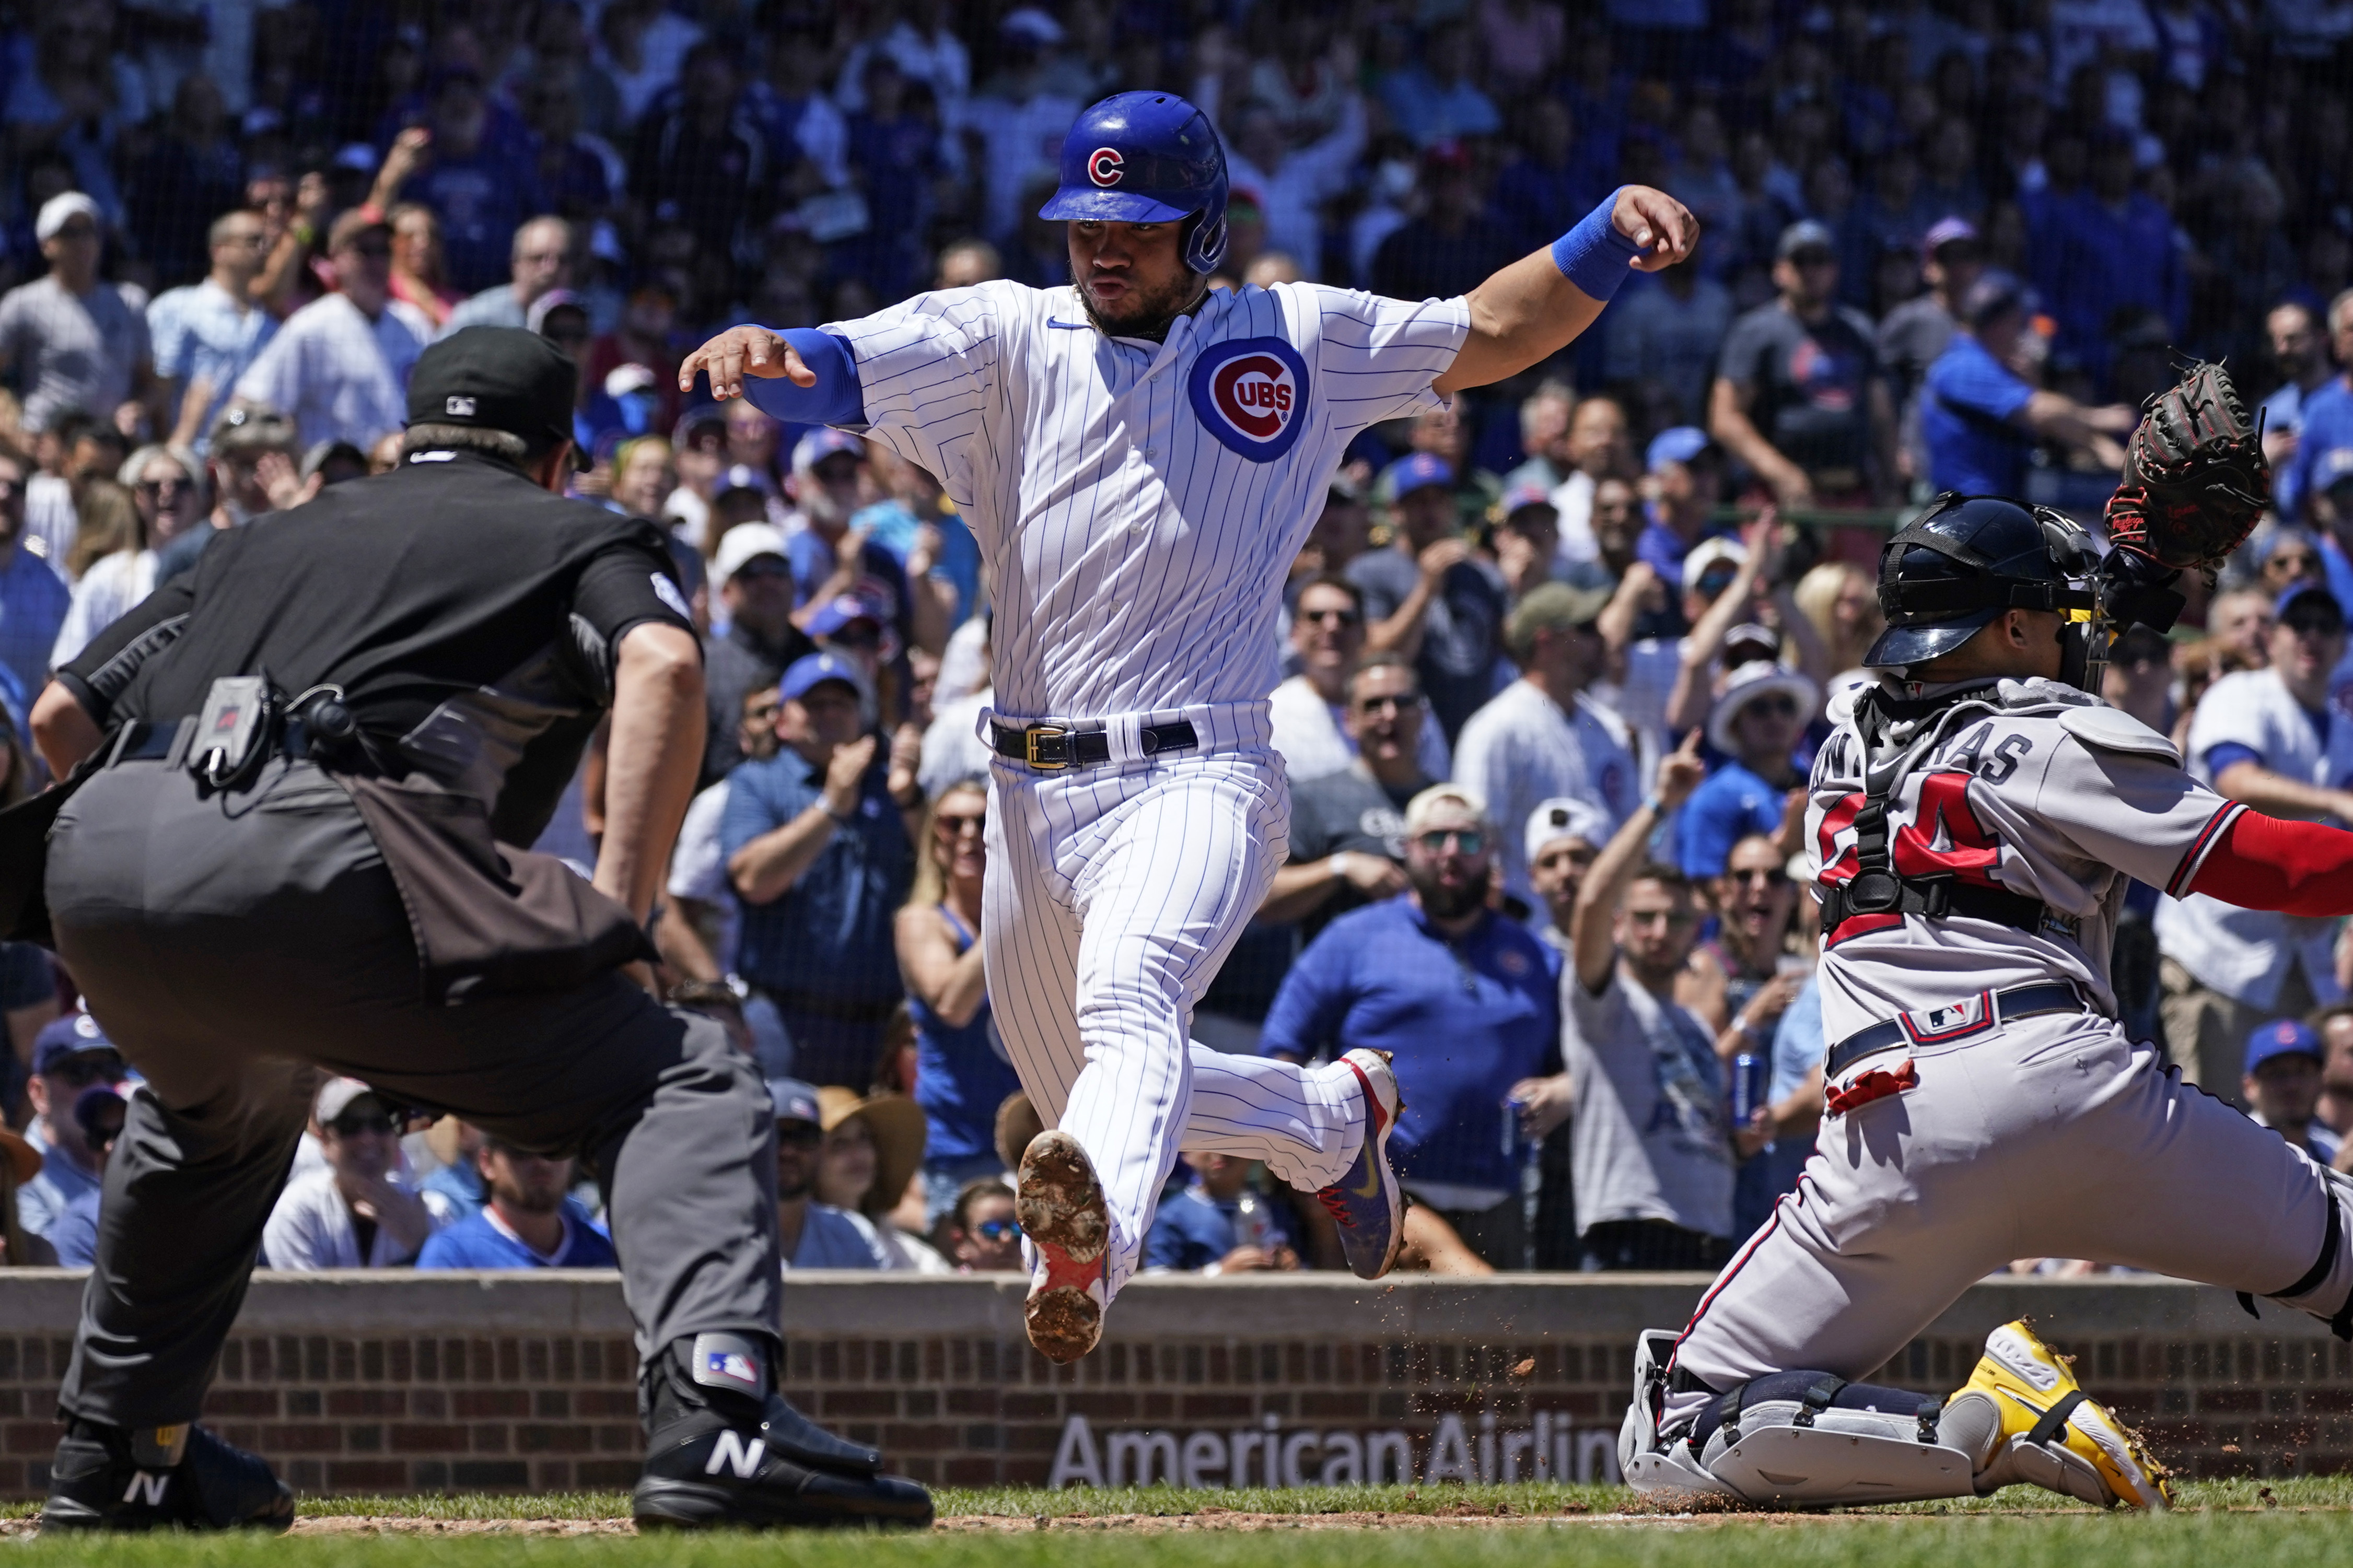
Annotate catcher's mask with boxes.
[1866,493,2185,691]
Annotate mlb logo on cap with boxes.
[445,395,476,417]
[1188,337,1310,463]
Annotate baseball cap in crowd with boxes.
[1961,271,2034,331]
[36,192,101,242]
[1682,535,1749,594]
[1403,782,1488,837]
[767,1077,823,1129]
[1921,215,1979,262]
[1706,660,1822,756]
[1384,452,1454,499]
[1498,479,1556,519]
[405,327,577,451]
[2315,446,2353,497]
[314,1076,386,1126]
[806,593,886,641]
[779,651,868,705]
[712,523,789,584]
[713,463,776,500]
[1506,581,1612,656]
[2247,1018,2323,1075]
[1646,426,1711,474]
[793,428,865,474]
[1776,219,1836,262]
[674,407,728,449]
[332,142,379,174]
[999,6,1064,45]
[2275,580,2344,627]
[1722,622,1783,668]
[1525,796,1613,867]
[210,403,299,457]
[32,1012,120,1077]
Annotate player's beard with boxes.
[1074,261,1207,341]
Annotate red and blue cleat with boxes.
[1315,1048,1405,1280]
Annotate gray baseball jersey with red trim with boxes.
[1806,677,2239,1046]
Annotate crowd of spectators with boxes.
[11,0,2353,1279]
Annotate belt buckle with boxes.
[1023,724,1069,771]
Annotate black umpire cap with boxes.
[406,326,577,450]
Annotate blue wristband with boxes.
[738,327,868,427]
[1550,188,1643,304]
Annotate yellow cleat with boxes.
[1944,1319,2172,1510]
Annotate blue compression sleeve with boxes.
[1550,188,1642,305]
[738,329,867,427]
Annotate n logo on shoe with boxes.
[705,1432,766,1480]
[123,1471,169,1506]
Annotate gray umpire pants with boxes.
[44,756,782,1429]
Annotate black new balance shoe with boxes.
[630,1332,934,1531]
[42,1419,296,1533]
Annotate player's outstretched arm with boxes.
[1432,186,1696,396]
[679,325,868,428]
[2188,809,2353,918]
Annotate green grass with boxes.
[4,1479,2351,1566]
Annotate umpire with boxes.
[21,328,931,1532]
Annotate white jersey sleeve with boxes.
[1292,285,1470,437]
[823,280,1026,510]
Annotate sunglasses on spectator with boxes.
[1414,828,1485,855]
[136,477,195,499]
[1741,695,1800,719]
[935,812,985,835]
[48,1055,124,1088]
[776,1121,824,1146]
[1356,693,1419,714]
[1299,606,1361,627]
[972,1218,1020,1242]
[2286,612,2345,638]
[1726,866,1789,889]
[329,1113,400,1138]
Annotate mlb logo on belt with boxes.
[1187,336,1311,462]
[704,1350,761,1389]
[1897,989,1997,1047]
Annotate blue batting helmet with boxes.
[1039,91,1229,274]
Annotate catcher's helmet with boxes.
[1865,493,2100,669]
[1039,91,1230,274]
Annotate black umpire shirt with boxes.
[57,449,697,848]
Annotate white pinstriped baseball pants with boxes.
[982,732,1366,1300]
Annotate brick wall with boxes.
[2,1272,2348,1499]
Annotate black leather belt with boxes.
[989,719,1198,771]
[1824,980,2086,1079]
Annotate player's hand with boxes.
[1333,851,1409,899]
[682,326,813,401]
[823,733,879,817]
[1510,1072,1575,1139]
[1416,535,1472,584]
[1612,186,1698,273]
[1656,729,1707,812]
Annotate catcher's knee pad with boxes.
[2254,1167,2353,1339]
[1630,1363,1979,1510]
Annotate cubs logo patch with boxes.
[1187,336,1310,463]
[1088,147,1124,186]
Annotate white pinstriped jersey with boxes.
[821,279,1471,720]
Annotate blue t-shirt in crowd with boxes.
[2281,377,2353,523]
[1143,1180,1302,1272]
[1921,333,2036,497]
[45,1185,101,1266]
[420,1159,485,1224]
[1261,900,1559,1195]
[720,745,910,1083]
[1675,758,1796,879]
[1733,972,1825,1238]
[415,1198,616,1269]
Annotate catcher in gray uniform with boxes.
[1621,365,2353,1511]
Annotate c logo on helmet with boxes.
[1187,337,1311,463]
[1088,147,1124,186]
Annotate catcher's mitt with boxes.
[2102,359,2268,572]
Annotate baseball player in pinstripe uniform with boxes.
[683,91,1696,1361]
